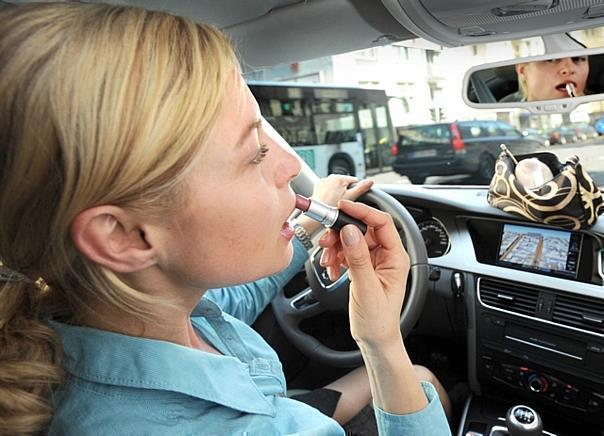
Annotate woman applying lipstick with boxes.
[207,175,453,431]
[512,56,589,101]
[0,3,450,435]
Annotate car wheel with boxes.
[329,157,354,176]
[408,175,426,184]
[477,154,496,183]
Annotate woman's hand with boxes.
[318,201,431,417]
[296,175,373,235]
[311,174,373,207]
[317,200,409,348]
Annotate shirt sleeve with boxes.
[373,381,452,436]
[205,238,310,325]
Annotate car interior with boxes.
[6,1,604,435]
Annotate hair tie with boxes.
[0,262,50,293]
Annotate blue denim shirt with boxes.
[48,239,451,435]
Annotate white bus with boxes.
[248,82,395,178]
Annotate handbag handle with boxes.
[500,143,519,164]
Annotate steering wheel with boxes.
[271,187,429,367]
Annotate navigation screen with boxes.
[497,224,582,278]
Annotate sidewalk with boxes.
[366,165,391,176]
[365,166,410,184]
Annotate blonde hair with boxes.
[0,3,237,433]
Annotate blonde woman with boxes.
[0,3,450,435]
[512,56,589,101]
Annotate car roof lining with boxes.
[6,0,604,68]
[8,0,414,70]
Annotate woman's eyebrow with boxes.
[236,118,262,147]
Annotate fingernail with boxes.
[341,225,360,247]
[319,249,330,266]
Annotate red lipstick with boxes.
[295,194,367,233]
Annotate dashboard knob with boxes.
[527,373,548,393]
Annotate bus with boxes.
[247,81,396,178]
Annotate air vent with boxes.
[479,278,539,316]
[552,294,604,335]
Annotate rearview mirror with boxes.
[463,47,604,113]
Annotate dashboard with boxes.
[379,184,604,426]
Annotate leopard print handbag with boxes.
[487,148,604,230]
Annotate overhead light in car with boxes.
[492,0,559,17]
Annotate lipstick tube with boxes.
[295,194,368,233]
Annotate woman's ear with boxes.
[70,205,157,273]
[515,63,526,78]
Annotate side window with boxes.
[482,121,501,137]
[459,123,482,139]
[398,124,450,146]
[498,122,522,139]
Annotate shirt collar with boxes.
[49,301,274,415]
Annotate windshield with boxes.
[245,29,604,187]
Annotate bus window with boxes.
[315,113,356,144]
[376,105,394,166]
[248,82,395,178]
[359,106,378,168]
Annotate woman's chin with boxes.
[255,242,295,280]
[274,242,295,273]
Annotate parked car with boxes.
[546,126,579,145]
[391,120,541,184]
[570,123,599,141]
[522,128,550,147]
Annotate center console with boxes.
[459,218,604,436]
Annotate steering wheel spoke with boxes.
[285,288,323,319]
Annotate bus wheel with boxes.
[329,158,354,176]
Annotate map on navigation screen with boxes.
[497,224,582,277]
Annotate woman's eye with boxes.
[251,144,269,164]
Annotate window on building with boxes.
[425,49,440,64]
[396,45,410,60]
[356,47,377,59]
[358,80,380,88]
[428,81,443,101]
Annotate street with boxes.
[368,140,604,186]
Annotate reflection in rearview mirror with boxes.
[464,49,604,111]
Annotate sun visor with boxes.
[381,0,604,46]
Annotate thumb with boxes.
[340,225,378,287]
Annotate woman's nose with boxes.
[559,58,575,75]
[275,144,302,186]
[263,121,302,185]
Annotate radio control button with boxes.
[587,397,601,410]
[527,373,548,393]
[587,343,604,353]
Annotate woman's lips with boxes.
[555,81,576,93]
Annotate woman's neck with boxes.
[82,289,221,354]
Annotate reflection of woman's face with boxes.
[516,56,589,101]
